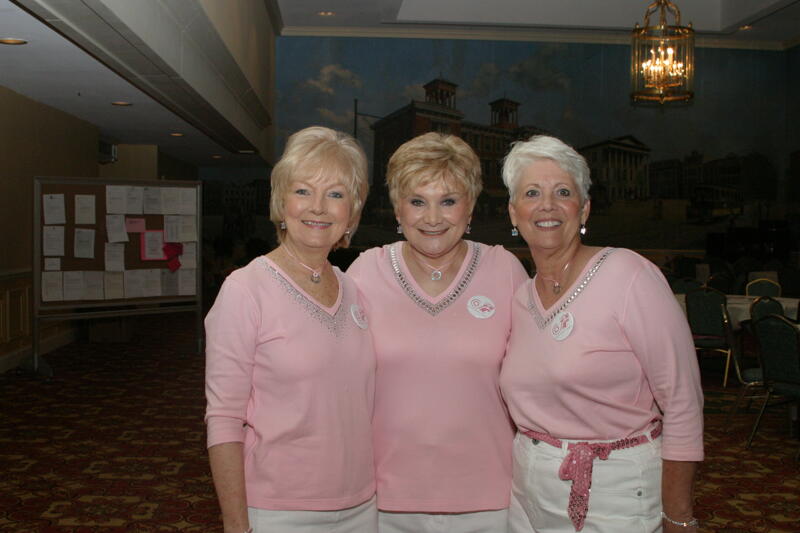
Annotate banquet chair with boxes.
[747,314,800,452]
[724,323,765,430]
[746,278,782,297]
[685,287,734,387]
[738,296,786,361]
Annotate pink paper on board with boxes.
[125,217,146,233]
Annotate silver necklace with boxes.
[283,246,327,284]
[538,261,571,294]
[413,254,458,281]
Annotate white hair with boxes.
[502,135,591,202]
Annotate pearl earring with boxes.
[580,224,587,236]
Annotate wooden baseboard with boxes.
[0,327,78,374]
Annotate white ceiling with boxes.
[0,1,246,167]
[2,0,799,169]
[278,0,800,47]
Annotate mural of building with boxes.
[579,136,651,207]
[370,78,546,217]
[649,150,704,199]
[649,151,777,201]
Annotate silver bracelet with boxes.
[661,511,699,528]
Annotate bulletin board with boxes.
[32,177,203,369]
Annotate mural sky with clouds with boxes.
[276,36,796,184]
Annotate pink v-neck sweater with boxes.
[348,241,529,512]
[204,256,376,510]
[500,248,704,461]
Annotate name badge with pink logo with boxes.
[350,304,368,329]
[467,295,496,319]
[551,311,574,341]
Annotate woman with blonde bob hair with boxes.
[499,135,704,533]
[348,132,528,533]
[205,126,378,533]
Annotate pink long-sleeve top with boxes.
[204,256,376,511]
[348,241,529,512]
[500,247,704,461]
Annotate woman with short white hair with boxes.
[500,135,704,533]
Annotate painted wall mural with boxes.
[273,36,799,259]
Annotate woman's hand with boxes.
[209,442,250,533]
[661,460,699,533]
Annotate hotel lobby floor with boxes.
[0,315,798,532]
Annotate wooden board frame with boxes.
[32,177,203,369]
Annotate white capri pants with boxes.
[508,433,663,533]
[248,495,377,533]
[379,508,509,533]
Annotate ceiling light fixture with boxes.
[170,132,184,137]
[0,38,28,45]
[739,24,752,31]
[317,11,335,17]
[211,155,223,159]
[111,101,132,106]
[631,0,694,104]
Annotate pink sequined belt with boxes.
[521,426,662,532]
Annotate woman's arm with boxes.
[662,459,699,532]
[209,442,250,533]
[205,277,260,533]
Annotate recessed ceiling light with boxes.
[111,101,132,106]
[739,24,752,31]
[170,132,184,137]
[211,155,223,159]
[0,38,27,45]
[317,11,335,17]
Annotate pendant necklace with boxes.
[283,246,326,284]
[413,253,458,281]
[539,259,572,294]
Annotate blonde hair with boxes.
[386,132,482,210]
[269,126,368,249]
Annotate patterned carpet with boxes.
[0,315,798,532]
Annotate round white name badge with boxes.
[551,311,574,341]
[350,304,368,329]
[467,295,496,319]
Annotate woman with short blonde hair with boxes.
[348,131,528,533]
[205,126,377,533]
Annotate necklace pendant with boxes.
[553,283,561,294]
[431,270,443,281]
[310,272,321,283]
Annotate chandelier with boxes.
[631,0,694,104]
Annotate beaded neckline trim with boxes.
[527,248,616,330]
[261,258,348,336]
[389,241,481,317]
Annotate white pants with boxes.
[379,508,509,533]
[248,495,377,533]
[508,433,663,533]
